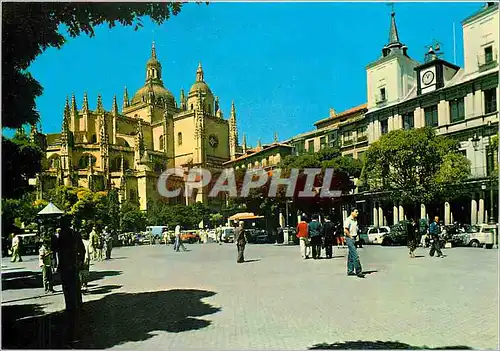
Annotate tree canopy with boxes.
[360,127,471,204]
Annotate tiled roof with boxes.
[314,103,368,126]
[224,142,291,165]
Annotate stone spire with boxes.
[229,100,238,159]
[151,41,157,59]
[112,95,118,116]
[82,92,89,112]
[242,133,247,153]
[388,11,400,45]
[257,138,262,149]
[180,88,186,110]
[382,11,406,57]
[123,86,129,110]
[61,97,70,139]
[274,131,279,143]
[96,94,104,113]
[196,62,204,82]
[71,93,78,115]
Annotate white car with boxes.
[366,226,391,244]
[462,224,497,249]
[221,227,235,243]
[207,230,217,241]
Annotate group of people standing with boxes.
[296,209,365,278]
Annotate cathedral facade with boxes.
[35,44,241,210]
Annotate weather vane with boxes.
[386,2,395,13]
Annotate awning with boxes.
[228,212,265,221]
[37,202,64,216]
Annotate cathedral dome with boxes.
[189,81,212,95]
[131,83,176,106]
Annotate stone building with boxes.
[358,3,499,226]
[33,44,241,210]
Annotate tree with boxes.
[120,201,147,233]
[2,133,43,199]
[361,127,471,205]
[209,213,223,227]
[2,2,184,129]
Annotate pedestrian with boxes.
[217,225,223,245]
[296,214,310,259]
[103,226,113,260]
[162,228,169,245]
[174,224,187,252]
[429,216,445,258]
[39,238,55,293]
[90,226,100,261]
[308,214,323,259]
[80,233,91,293]
[344,209,364,278]
[335,221,345,247]
[51,228,60,273]
[56,217,85,345]
[10,233,22,263]
[235,221,246,263]
[322,216,335,259]
[406,217,419,258]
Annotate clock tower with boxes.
[415,45,460,95]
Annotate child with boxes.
[39,239,54,293]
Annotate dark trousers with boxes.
[42,265,53,291]
[429,235,443,257]
[324,239,334,258]
[346,237,362,274]
[60,267,82,343]
[310,236,322,259]
[237,243,245,263]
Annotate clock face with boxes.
[422,70,435,86]
[209,134,219,148]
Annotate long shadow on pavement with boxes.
[309,341,472,349]
[2,289,220,349]
[1,270,122,291]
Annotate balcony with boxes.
[342,139,354,147]
[478,50,498,72]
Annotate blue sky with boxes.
[18,2,481,146]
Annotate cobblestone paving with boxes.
[2,243,498,350]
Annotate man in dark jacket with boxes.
[322,216,335,258]
[308,214,323,259]
[429,216,445,258]
[234,221,246,263]
[56,216,86,344]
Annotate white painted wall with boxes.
[463,6,499,75]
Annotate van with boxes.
[220,227,235,243]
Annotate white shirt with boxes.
[175,225,181,237]
[343,216,358,237]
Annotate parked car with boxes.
[220,227,235,243]
[207,229,217,241]
[459,224,497,248]
[181,231,200,244]
[382,222,409,246]
[255,229,271,244]
[361,226,391,245]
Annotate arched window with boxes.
[90,134,97,143]
[191,104,194,110]
[178,132,183,146]
[110,157,121,171]
[49,155,61,169]
[262,159,267,167]
[159,135,164,150]
[123,158,130,170]
[78,154,97,169]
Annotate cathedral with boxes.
[34,43,242,210]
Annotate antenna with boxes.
[453,22,457,65]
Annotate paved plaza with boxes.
[2,243,499,350]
